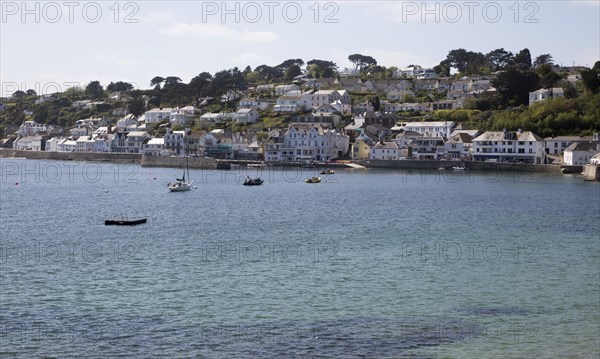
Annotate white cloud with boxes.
[159,23,278,43]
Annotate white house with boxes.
[45,137,63,152]
[384,102,429,112]
[177,106,200,115]
[472,130,545,164]
[169,111,190,126]
[117,114,138,129]
[386,90,415,102]
[543,135,595,155]
[13,136,45,151]
[143,108,173,123]
[142,138,164,156]
[238,98,272,110]
[281,124,349,162]
[444,133,473,160]
[404,121,456,138]
[18,121,47,136]
[70,127,89,137]
[416,68,438,80]
[273,95,312,112]
[563,142,599,165]
[72,100,91,108]
[330,99,351,114]
[233,108,259,124]
[75,136,95,152]
[414,79,438,91]
[58,139,77,152]
[264,137,284,162]
[276,84,300,95]
[125,131,149,154]
[312,90,345,108]
[164,130,185,155]
[94,135,113,153]
[412,137,446,160]
[529,88,564,106]
[200,113,225,122]
[370,141,400,160]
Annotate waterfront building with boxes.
[472,130,545,164]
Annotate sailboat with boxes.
[168,150,193,192]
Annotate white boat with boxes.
[168,179,193,191]
[247,162,265,168]
[452,166,467,171]
[168,153,193,192]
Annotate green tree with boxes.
[255,65,283,82]
[13,90,26,100]
[513,48,532,70]
[491,67,539,106]
[536,64,563,88]
[306,59,337,78]
[284,64,302,81]
[128,93,146,116]
[485,48,514,71]
[348,54,377,72]
[579,61,600,94]
[106,81,134,92]
[276,58,304,69]
[164,76,182,88]
[534,54,553,68]
[150,76,165,87]
[85,81,103,99]
[433,62,451,77]
[189,72,213,105]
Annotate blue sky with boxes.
[1,0,599,96]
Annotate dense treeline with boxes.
[488,93,600,137]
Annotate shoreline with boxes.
[0,148,580,175]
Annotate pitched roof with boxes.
[446,133,472,144]
[372,141,399,149]
[565,142,599,152]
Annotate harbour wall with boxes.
[0,149,141,163]
[354,159,564,174]
[140,155,218,169]
[0,149,573,174]
[582,164,600,181]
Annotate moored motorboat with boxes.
[243,177,264,186]
[452,166,467,171]
[305,177,322,183]
[319,169,335,175]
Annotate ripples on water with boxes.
[1,160,598,358]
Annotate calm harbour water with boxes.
[1,158,599,358]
